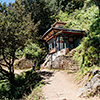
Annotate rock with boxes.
[15,59,33,69]
[41,48,79,71]
[52,55,69,69]
[61,97,67,100]
[77,72,100,97]
[88,70,99,77]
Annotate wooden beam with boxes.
[63,31,84,36]
[46,35,55,42]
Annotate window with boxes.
[49,43,52,50]
[58,26,63,28]
[52,42,54,48]
[60,36,64,50]
[56,37,60,50]
[65,40,69,48]
[49,41,55,51]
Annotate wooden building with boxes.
[41,22,85,54]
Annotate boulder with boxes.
[15,59,33,69]
[52,55,69,70]
[77,71,100,97]
[41,48,79,71]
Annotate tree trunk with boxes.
[9,72,15,84]
[9,65,15,84]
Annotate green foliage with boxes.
[74,34,99,69]
[73,44,83,64]
[0,1,38,84]
[90,17,100,35]
[56,5,99,31]
[21,0,55,36]
[15,49,24,58]
[0,80,11,99]
[45,0,84,14]
[82,16,100,67]
[45,0,60,14]
[62,0,84,14]
[24,43,47,69]
[0,71,43,99]
[26,81,45,100]
[24,43,42,58]
[57,3,100,70]
[85,0,100,15]
[83,36,99,67]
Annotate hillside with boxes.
[0,0,100,99]
[56,3,100,70]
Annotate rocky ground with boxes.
[40,69,100,100]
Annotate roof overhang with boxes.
[41,27,85,40]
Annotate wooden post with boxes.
[63,34,65,48]
[55,36,57,52]
[59,36,60,51]
[68,36,70,50]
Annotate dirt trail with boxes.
[41,69,99,100]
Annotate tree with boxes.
[80,0,100,15]
[0,1,38,84]
[24,43,47,69]
[91,0,100,15]
[45,0,84,14]
[22,0,55,37]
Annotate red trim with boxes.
[46,35,55,42]
[46,31,84,42]
[63,31,84,35]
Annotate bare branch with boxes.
[0,62,9,67]
[0,66,9,77]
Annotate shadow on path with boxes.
[37,70,54,84]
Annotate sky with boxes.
[0,0,15,4]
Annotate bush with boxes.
[0,71,43,99]
[24,43,47,69]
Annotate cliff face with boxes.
[41,48,80,72]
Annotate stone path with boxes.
[41,69,99,100]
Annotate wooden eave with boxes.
[41,27,53,40]
[46,35,55,42]
[41,27,85,41]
